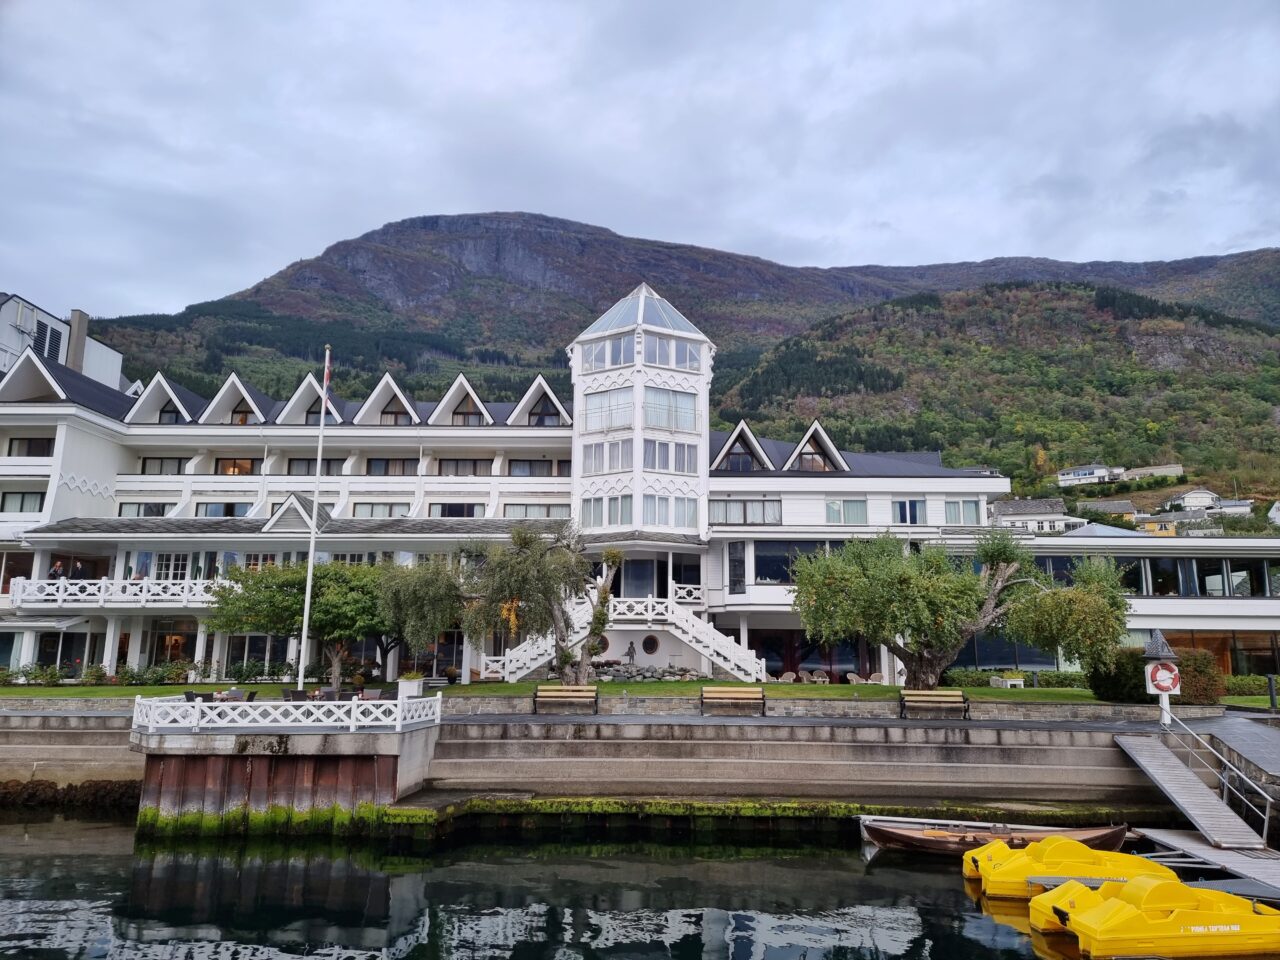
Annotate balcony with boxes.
[10,577,223,610]
[582,405,634,433]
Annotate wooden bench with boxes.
[534,685,599,714]
[900,688,970,720]
[701,686,766,716]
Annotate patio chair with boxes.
[244,691,257,702]
[845,673,862,684]
[360,688,384,701]
[811,669,830,685]
[867,672,885,684]
[797,670,813,683]
[778,671,797,683]
[286,689,309,702]
[183,691,197,702]
[317,690,338,702]
[223,688,245,701]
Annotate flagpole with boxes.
[297,344,331,691]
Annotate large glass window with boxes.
[352,502,411,518]
[288,458,343,476]
[305,399,338,426]
[642,494,669,525]
[504,503,572,519]
[451,395,484,426]
[582,387,633,432]
[214,458,262,476]
[580,497,604,528]
[7,437,54,457]
[195,502,251,517]
[528,395,561,427]
[507,459,553,477]
[1270,560,1280,598]
[728,542,746,594]
[380,401,413,426]
[229,400,257,425]
[892,499,927,525]
[643,387,697,432]
[945,500,981,525]
[607,495,633,525]
[1112,557,1144,594]
[154,553,189,581]
[721,440,763,472]
[1149,556,1180,596]
[754,541,823,585]
[119,502,173,518]
[673,497,698,528]
[643,334,700,371]
[791,438,834,472]
[581,334,634,372]
[370,457,421,476]
[0,492,44,513]
[1228,558,1270,597]
[157,401,181,425]
[825,499,868,525]
[427,503,483,518]
[709,499,782,524]
[1195,558,1230,598]
[141,457,188,475]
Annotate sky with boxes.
[1,0,1278,317]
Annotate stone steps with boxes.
[0,711,134,731]
[0,711,142,783]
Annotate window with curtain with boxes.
[945,499,981,525]
[825,499,867,524]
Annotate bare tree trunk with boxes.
[888,642,950,690]
[325,642,347,692]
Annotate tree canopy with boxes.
[791,532,1130,688]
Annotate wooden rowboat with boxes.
[859,816,1128,857]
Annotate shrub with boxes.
[81,664,108,686]
[1035,671,1090,689]
[1225,674,1271,697]
[0,667,12,686]
[115,664,144,685]
[225,659,265,684]
[36,665,64,686]
[1087,647,1224,705]
[941,668,1001,687]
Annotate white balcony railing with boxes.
[10,577,223,609]
[133,691,442,734]
[672,583,704,604]
[581,404,634,433]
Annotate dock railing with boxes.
[1163,710,1275,842]
[133,691,443,734]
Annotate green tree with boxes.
[377,557,465,677]
[310,564,388,691]
[791,532,1129,689]
[462,525,622,684]
[208,563,307,678]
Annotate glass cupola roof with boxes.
[579,283,706,339]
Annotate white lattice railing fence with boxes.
[11,577,222,608]
[133,692,442,733]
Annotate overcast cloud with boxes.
[1,0,1277,316]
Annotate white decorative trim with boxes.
[59,473,113,499]
[711,421,776,471]
[781,420,849,472]
[427,373,492,426]
[352,372,420,425]
[276,372,343,425]
[124,373,195,424]
[507,374,572,426]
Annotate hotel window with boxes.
[141,457,188,475]
[557,460,572,476]
[352,502,411,519]
[1147,557,1180,596]
[722,440,763,472]
[380,400,414,426]
[945,499,981,525]
[755,541,823,585]
[436,458,491,477]
[581,443,605,475]
[581,441,630,475]
[305,399,339,426]
[673,497,698,528]
[825,499,868,525]
[583,387,633,432]
[892,499,927,525]
[643,387,697,432]
[428,503,484,518]
[728,542,746,594]
[508,459,553,477]
[504,503,572,519]
[369,457,421,476]
[643,333,701,372]
[1194,558,1230,598]
[229,400,257,425]
[195,502,251,517]
[791,438,835,472]
[643,439,669,471]
[287,458,343,476]
[581,334,634,373]
[118,502,173,518]
[157,401,182,424]
[214,458,262,476]
[528,395,562,427]
[607,495,633,525]
[7,437,54,457]
[451,395,484,426]
[154,552,190,581]
[709,499,783,525]
[0,492,43,513]
[581,497,604,528]
[1227,558,1270,597]
[642,495,670,525]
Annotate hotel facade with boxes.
[0,285,1276,683]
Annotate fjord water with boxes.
[0,818,1036,959]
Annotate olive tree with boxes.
[376,556,465,677]
[462,525,622,684]
[791,531,1129,689]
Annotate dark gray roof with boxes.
[26,516,266,536]
[709,430,972,479]
[286,494,332,527]
[581,529,704,546]
[1059,463,1109,473]
[1144,508,1211,523]
[166,379,208,420]
[323,517,565,536]
[37,355,136,419]
[1079,499,1136,514]
[992,497,1066,517]
[1062,523,1152,538]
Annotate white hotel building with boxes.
[0,284,1276,683]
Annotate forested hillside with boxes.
[719,284,1280,495]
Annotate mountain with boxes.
[722,284,1280,495]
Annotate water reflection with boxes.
[0,819,1036,959]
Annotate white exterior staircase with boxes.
[479,596,767,683]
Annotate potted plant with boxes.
[443,665,460,685]
[397,670,424,698]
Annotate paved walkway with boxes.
[1189,714,1280,780]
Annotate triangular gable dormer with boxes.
[711,421,775,472]
[507,375,571,427]
[781,421,848,472]
[125,379,145,398]
[275,373,344,425]
[0,349,66,404]
[261,492,331,534]
[125,373,195,424]
[426,373,493,426]
[198,372,268,425]
[352,372,420,426]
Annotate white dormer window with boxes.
[792,437,835,472]
[451,395,483,427]
[528,395,561,427]
[380,400,413,426]
[305,398,338,426]
[229,400,256,426]
[158,400,181,425]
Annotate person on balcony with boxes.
[47,560,64,579]
[70,560,87,580]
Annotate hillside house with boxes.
[990,498,1084,533]
[1055,463,1124,488]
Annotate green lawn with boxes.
[1223,696,1277,710]
[0,680,1096,702]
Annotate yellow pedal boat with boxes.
[977,836,1175,900]
[1067,874,1280,959]
[1029,879,1122,935]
